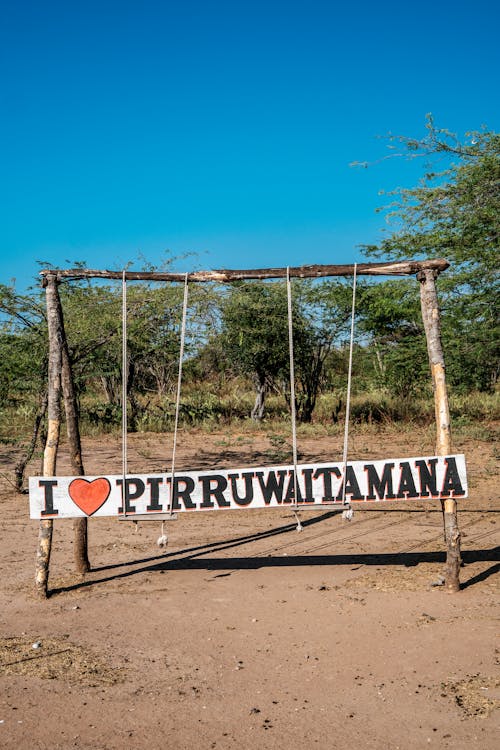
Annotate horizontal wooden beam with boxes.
[40,259,449,283]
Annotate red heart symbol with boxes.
[69,478,111,516]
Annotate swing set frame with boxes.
[34,259,462,598]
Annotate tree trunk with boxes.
[418,269,461,593]
[443,498,461,592]
[251,379,266,420]
[297,347,325,423]
[101,375,120,404]
[61,344,90,575]
[35,275,63,598]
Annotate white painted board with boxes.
[28,454,468,519]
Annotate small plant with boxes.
[265,433,292,463]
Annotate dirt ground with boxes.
[0,424,498,750]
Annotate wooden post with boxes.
[35,275,63,598]
[61,333,90,575]
[418,269,461,592]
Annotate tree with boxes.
[361,117,499,392]
[220,280,352,422]
[0,283,49,487]
[220,282,291,419]
[55,258,215,431]
[295,279,358,420]
[352,279,428,398]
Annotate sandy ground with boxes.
[0,425,498,750]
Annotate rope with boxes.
[121,270,128,517]
[286,268,301,531]
[341,262,357,519]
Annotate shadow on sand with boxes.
[49,508,499,596]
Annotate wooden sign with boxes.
[28,454,468,519]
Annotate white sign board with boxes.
[28,454,468,519]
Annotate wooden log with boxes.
[40,259,450,283]
[35,275,63,598]
[418,269,461,593]
[61,337,90,575]
[443,498,461,593]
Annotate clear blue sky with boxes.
[1,0,498,290]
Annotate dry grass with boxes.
[0,635,126,686]
[439,674,500,719]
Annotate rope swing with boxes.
[121,270,128,518]
[158,273,189,547]
[286,268,302,532]
[341,262,357,521]
[286,267,357,525]
[120,272,189,545]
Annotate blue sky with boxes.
[1,0,498,291]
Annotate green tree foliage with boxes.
[0,284,47,406]
[354,279,429,398]
[219,280,353,422]
[0,259,214,437]
[362,118,499,391]
[220,282,292,420]
[58,277,212,430]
